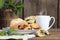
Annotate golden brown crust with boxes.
[24,16,36,24]
[30,23,40,29]
[36,29,49,37]
[24,24,32,30]
[10,18,29,30]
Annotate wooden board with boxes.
[47,0,58,28]
[24,0,49,17]
[59,0,60,28]
[24,0,40,17]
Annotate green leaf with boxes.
[9,28,15,33]
[16,3,24,8]
[0,0,4,8]
[0,30,8,36]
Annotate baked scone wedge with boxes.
[10,18,28,30]
[24,16,36,24]
[24,24,32,30]
[36,29,49,37]
[30,23,40,29]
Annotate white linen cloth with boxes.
[0,34,35,40]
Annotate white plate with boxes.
[13,30,36,34]
[3,27,37,34]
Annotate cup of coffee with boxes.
[35,15,55,30]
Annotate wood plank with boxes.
[24,0,47,17]
[24,0,38,17]
[59,0,60,28]
[46,0,58,28]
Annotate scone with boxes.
[30,23,40,29]
[10,18,28,30]
[24,24,32,30]
[25,16,36,24]
[36,29,49,37]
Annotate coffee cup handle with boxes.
[49,17,55,29]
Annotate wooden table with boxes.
[28,29,60,40]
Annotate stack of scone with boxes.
[10,16,49,37]
[24,16,40,30]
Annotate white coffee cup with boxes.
[35,15,55,30]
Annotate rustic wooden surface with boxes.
[24,0,38,17]
[59,0,60,28]
[24,0,47,17]
[28,29,60,40]
[47,0,58,28]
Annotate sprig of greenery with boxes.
[8,28,15,33]
[0,0,24,14]
[0,30,8,36]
